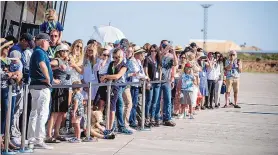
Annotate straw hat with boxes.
[134,45,145,54]
[175,45,183,52]
[0,38,13,50]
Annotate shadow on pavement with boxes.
[239,103,278,107]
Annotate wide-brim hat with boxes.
[175,45,183,52]
[134,45,145,54]
[0,39,13,49]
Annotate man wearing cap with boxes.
[223,50,242,108]
[9,33,34,83]
[27,33,54,149]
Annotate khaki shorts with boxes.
[226,78,239,93]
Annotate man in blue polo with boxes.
[27,33,53,150]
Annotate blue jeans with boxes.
[116,86,125,129]
[145,83,161,120]
[155,83,172,121]
[129,86,139,126]
[1,87,16,134]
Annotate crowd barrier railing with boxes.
[2,79,169,154]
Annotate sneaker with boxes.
[34,142,54,150]
[234,104,241,108]
[163,120,176,127]
[69,137,81,143]
[189,115,194,119]
[215,105,219,108]
[118,127,133,135]
[103,129,113,136]
[178,114,184,119]
[104,134,115,140]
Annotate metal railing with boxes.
[1,79,169,154]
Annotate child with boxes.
[40,9,64,41]
[90,108,115,140]
[68,81,84,143]
[176,63,196,119]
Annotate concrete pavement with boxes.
[25,73,278,155]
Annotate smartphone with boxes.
[200,56,207,60]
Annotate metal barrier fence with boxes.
[1,79,169,154]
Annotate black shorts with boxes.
[51,88,69,113]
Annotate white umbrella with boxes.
[91,25,126,44]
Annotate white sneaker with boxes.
[178,114,184,119]
[34,142,54,150]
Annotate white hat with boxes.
[9,50,22,59]
[56,43,69,51]
[134,45,145,54]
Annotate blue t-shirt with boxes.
[225,60,240,79]
[29,46,53,86]
[9,61,23,73]
[40,21,64,34]
[181,73,195,92]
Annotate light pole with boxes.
[201,4,212,52]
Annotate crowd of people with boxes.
[0,9,242,152]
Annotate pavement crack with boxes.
[113,138,134,155]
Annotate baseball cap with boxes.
[21,33,35,48]
[184,62,192,68]
[36,33,51,42]
[9,50,22,59]
[114,40,120,45]
[190,42,197,48]
[56,44,69,51]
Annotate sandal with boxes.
[56,136,67,141]
[45,137,60,143]
[222,105,228,108]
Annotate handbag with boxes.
[221,83,226,94]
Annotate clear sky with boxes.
[63,1,278,51]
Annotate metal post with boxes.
[140,80,147,130]
[106,81,112,129]
[61,1,68,26]
[19,85,33,153]
[54,1,57,10]
[83,82,94,142]
[58,1,63,23]
[3,85,16,155]
[33,1,39,24]
[201,4,212,52]
[17,1,26,40]
[1,1,8,37]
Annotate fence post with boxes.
[83,82,93,142]
[140,80,147,131]
[19,84,33,153]
[106,80,111,129]
[3,85,17,155]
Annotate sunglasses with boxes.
[103,54,109,57]
[76,45,82,49]
[181,57,186,59]
[50,35,58,38]
[113,56,120,60]
[150,50,157,53]
[230,54,235,56]
[60,50,69,53]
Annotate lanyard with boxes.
[48,46,56,58]
[48,21,57,30]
